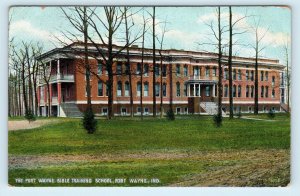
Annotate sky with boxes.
[9,6,291,65]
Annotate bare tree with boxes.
[283,39,290,113]
[156,18,168,118]
[249,16,269,115]
[86,7,142,119]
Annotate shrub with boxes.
[268,109,275,119]
[213,113,222,127]
[82,108,97,134]
[166,109,175,121]
[24,109,36,123]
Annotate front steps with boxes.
[60,103,82,117]
[200,102,226,116]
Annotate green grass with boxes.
[8,114,290,186]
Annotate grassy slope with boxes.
[8,114,290,186]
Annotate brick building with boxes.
[37,42,286,117]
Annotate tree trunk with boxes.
[22,62,28,114]
[217,7,223,117]
[160,52,163,118]
[83,7,92,112]
[152,6,156,117]
[169,62,173,111]
[228,6,234,119]
[254,38,259,115]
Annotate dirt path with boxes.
[9,149,290,187]
[8,119,60,131]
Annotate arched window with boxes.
[176,82,181,97]
[205,86,210,96]
[184,65,188,76]
[117,81,122,96]
[238,69,242,80]
[233,85,237,97]
[205,66,210,77]
[144,82,149,96]
[144,64,149,76]
[246,70,249,80]
[261,71,264,81]
[117,62,122,75]
[98,80,103,96]
[261,86,264,98]
[224,85,228,97]
[233,69,236,80]
[162,65,167,77]
[265,86,269,98]
[238,85,241,97]
[251,85,254,98]
[176,64,181,76]
[246,85,249,97]
[125,81,129,96]
[155,83,160,97]
[265,71,269,81]
[213,67,217,77]
[272,88,275,98]
[137,82,141,97]
[163,83,167,97]
[272,76,275,86]
[250,70,254,81]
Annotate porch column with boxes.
[193,83,196,97]
[212,84,216,97]
[57,59,61,80]
[57,83,61,117]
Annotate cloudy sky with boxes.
[9,6,291,64]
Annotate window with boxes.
[261,86,264,98]
[155,64,160,76]
[144,64,149,76]
[117,62,122,75]
[163,83,167,97]
[246,85,249,97]
[215,85,218,97]
[248,107,252,113]
[176,64,181,76]
[233,85,236,97]
[102,108,108,115]
[205,67,210,77]
[98,81,103,96]
[176,107,181,114]
[98,62,102,75]
[224,85,228,97]
[265,86,269,98]
[272,88,275,98]
[125,81,129,96]
[144,107,149,115]
[137,107,142,113]
[261,71,264,81]
[205,86,210,97]
[265,71,268,81]
[213,67,217,77]
[155,83,160,97]
[137,82,141,97]
[250,70,254,81]
[184,107,188,114]
[162,65,167,77]
[117,81,122,96]
[233,69,236,80]
[251,86,254,98]
[238,85,241,97]
[238,69,241,80]
[184,84,187,96]
[121,108,127,116]
[184,65,188,76]
[193,66,200,77]
[144,82,149,96]
[246,70,249,80]
[136,63,141,75]
[224,69,229,80]
[272,76,275,86]
[176,82,180,96]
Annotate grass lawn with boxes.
[8,114,290,187]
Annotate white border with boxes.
[1,1,299,196]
